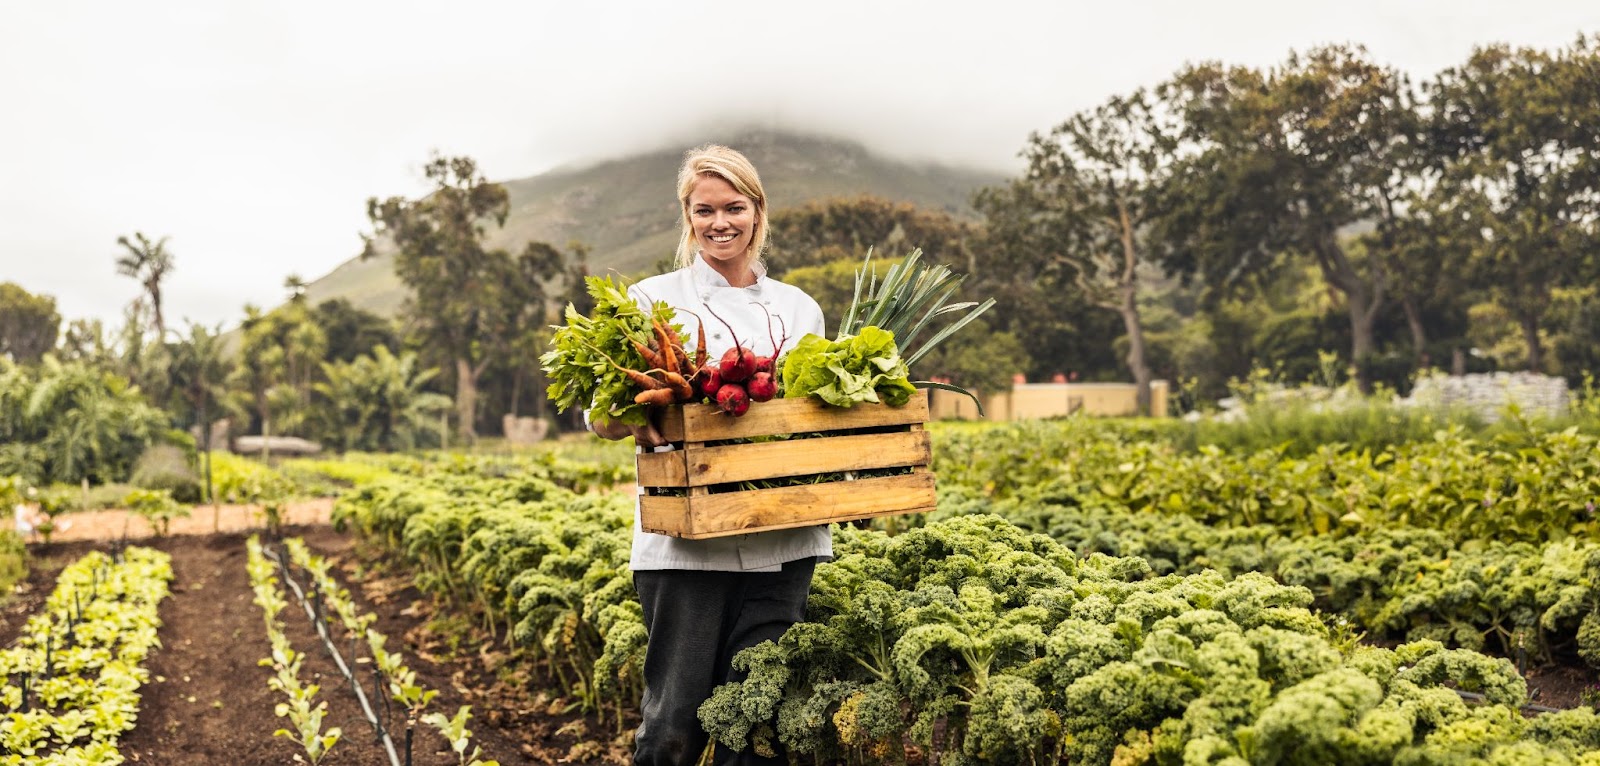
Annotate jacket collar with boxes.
[690,254,766,291]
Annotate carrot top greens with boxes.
[542,276,679,427]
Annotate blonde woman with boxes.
[594,145,827,765]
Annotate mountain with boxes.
[301,130,1007,317]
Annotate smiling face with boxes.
[688,173,758,276]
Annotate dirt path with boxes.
[32,498,334,543]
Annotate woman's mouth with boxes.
[709,233,738,244]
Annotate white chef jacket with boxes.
[621,256,833,572]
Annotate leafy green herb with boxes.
[541,276,679,427]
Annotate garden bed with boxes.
[12,527,628,765]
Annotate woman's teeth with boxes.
[710,233,737,243]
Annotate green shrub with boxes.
[130,444,202,504]
[0,530,25,596]
[122,488,190,536]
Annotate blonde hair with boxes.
[674,144,770,268]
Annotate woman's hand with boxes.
[593,411,668,449]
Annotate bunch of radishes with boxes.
[691,304,786,417]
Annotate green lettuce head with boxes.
[781,326,916,408]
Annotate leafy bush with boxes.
[123,488,190,536]
[0,356,168,484]
[0,529,25,596]
[130,444,202,503]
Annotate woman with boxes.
[592,144,828,766]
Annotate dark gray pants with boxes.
[632,558,816,766]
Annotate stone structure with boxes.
[928,381,1170,420]
[1404,372,1571,422]
[503,414,550,445]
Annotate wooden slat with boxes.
[637,430,930,488]
[639,472,937,539]
[657,389,928,442]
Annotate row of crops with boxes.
[0,546,172,764]
[308,420,1600,765]
[246,534,498,766]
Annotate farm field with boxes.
[7,415,1600,764]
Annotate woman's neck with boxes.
[700,252,757,288]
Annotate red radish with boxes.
[719,346,756,383]
[746,372,777,402]
[703,303,758,383]
[716,384,750,416]
[751,306,789,377]
[697,365,724,400]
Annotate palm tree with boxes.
[24,357,165,483]
[315,346,450,452]
[284,273,309,304]
[114,232,176,341]
[231,305,286,460]
[170,322,239,508]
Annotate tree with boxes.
[1425,36,1600,371]
[312,299,399,363]
[364,153,576,441]
[169,322,238,505]
[57,318,115,368]
[766,196,977,275]
[983,89,1177,413]
[284,273,310,304]
[313,346,451,452]
[0,282,61,363]
[1161,45,1419,390]
[231,305,288,459]
[7,357,167,484]
[114,232,176,341]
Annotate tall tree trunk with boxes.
[150,286,166,341]
[1114,201,1152,415]
[257,394,271,462]
[1314,235,1384,393]
[510,366,522,419]
[1519,311,1544,372]
[1401,297,1428,365]
[1118,287,1152,416]
[455,356,478,442]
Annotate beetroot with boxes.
[716,384,750,416]
[719,346,757,383]
[753,355,774,375]
[746,372,777,402]
[697,365,724,400]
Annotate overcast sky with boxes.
[3,0,1597,332]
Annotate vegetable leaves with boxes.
[781,326,916,408]
[541,276,677,427]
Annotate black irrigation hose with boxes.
[265,545,402,766]
[1453,689,1566,715]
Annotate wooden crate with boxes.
[637,389,935,539]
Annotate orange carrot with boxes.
[634,340,667,371]
[634,388,677,406]
[660,371,694,401]
[654,320,679,375]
